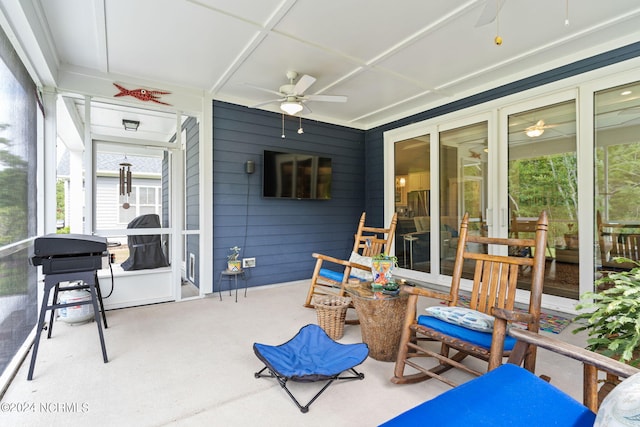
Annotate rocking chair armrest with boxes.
[312,252,350,267]
[311,253,371,271]
[488,308,535,371]
[347,261,370,271]
[507,328,640,380]
[491,307,535,324]
[401,285,453,302]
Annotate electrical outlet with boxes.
[242,257,256,268]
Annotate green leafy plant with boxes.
[573,257,640,366]
[227,246,241,261]
[371,253,398,266]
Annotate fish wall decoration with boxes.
[113,83,171,106]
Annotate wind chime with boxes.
[119,156,132,209]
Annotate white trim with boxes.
[200,95,214,294]
[170,113,183,303]
[188,253,196,282]
[43,89,57,234]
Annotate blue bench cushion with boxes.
[380,363,596,426]
[417,315,516,351]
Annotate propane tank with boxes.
[58,289,94,324]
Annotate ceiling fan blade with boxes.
[293,74,316,95]
[250,98,284,108]
[475,0,506,27]
[301,103,313,114]
[618,106,640,115]
[304,94,347,103]
[243,82,283,97]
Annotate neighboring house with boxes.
[57,151,163,231]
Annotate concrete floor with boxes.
[0,280,591,427]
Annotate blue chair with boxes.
[303,212,398,308]
[392,211,549,387]
[254,324,368,413]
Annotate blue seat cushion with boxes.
[380,363,596,426]
[417,315,517,351]
[319,268,362,283]
[253,324,369,382]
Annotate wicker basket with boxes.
[313,295,351,340]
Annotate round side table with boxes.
[217,269,247,302]
[345,281,409,361]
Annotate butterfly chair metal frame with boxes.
[304,212,398,308]
[253,324,368,413]
[391,211,548,388]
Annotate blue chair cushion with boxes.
[253,324,369,382]
[417,315,517,351]
[380,363,596,426]
[319,268,363,283]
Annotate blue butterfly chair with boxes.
[254,324,369,413]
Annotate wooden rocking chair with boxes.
[391,211,548,387]
[303,212,398,308]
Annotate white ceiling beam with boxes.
[93,0,108,72]
[190,0,299,95]
[0,0,59,86]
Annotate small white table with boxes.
[402,235,419,268]
[217,269,247,302]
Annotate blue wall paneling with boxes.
[213,101,368,288]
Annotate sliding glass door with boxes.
[439,121,489,277]
[594,80,640,273]
[389,115,493,281]
[394,136,430,273]
[386,72,640,312]
[506,100,578,298]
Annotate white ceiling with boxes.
[5,0,640,131]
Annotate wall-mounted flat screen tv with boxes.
[263,150,332,199]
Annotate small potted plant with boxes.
[371,253,398,287]
[573,257,640,366]
[227,246,242,272]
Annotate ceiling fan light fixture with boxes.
[526,128,544,138]
[122,119,140,131]
[280,101,303,115]
[525,119,546,138]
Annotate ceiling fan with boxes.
[246,71,347,115]
[525,120,556,137]
[475,0,506,27]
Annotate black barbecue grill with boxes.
[32,233,107,274]
[28,233,110,380]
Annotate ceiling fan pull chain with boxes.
[565,0,570,26]
[494,0,502,45]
